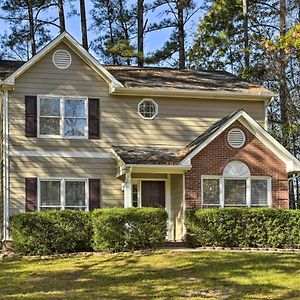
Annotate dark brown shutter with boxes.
[25,178,37,212]
[88,98,100,139]
[25,96,37,137]
[89,179,101,210]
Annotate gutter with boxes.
[0,87,9,242]
[111,86,275,101]
[125,164,192,170]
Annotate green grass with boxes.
[1,250,300,299]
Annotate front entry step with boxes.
[163,241,188,248]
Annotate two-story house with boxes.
[1,32,299,244]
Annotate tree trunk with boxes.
[80,0,88,50]
[27,0,36,56]
[57,0,66,33]
[118,0,131,65]
[177,0,185,69]
[279,0,289,148]
[242,0,250,77]
[137,0,144,67]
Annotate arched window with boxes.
[202,161,271,208]
[223,161,250,177]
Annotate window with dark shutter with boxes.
[88,98,100,139]
[89,179,100,210]
[25,178,37,212]
[25,96,37,137]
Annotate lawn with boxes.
[1,250,300,300]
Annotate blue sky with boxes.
[0,1,204,61]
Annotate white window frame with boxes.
[37,95,88,139]
[138,98,158,120]
[201,175,272,208]
[38,178,89,211]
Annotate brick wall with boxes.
[185,120,289,209]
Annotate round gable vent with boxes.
[227,128,246,148]
[52,49,72,69]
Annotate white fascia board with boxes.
[180,110,300,173]
[9,150,112,159]
[127,164,192,175]
[111,87,275,101]
[3,32,123,89]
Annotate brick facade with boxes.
[185,120,289,209]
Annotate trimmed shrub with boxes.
[92,207,168,252]
[186,208,300,249]
[10,210,93,255]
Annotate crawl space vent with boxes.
[227,128,246,148]
[52,49,72,69]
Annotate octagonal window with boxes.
[138,99,158,119]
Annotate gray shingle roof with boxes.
[112,146,179,165]
[0,60,272,96]
[105,65,272,95]
[0,60,25,80]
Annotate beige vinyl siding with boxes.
[170,174,184,241]
[9,157,123,215]
[8,41,266,212]
[8,42,266,153]
[0,94,3,240]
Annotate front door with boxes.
[141,181,165,208]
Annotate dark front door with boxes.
[141,181,165,208]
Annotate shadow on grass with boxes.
[1,251,300,299]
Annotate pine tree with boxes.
[1,0,57,59]
[91,0,136,64]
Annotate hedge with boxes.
[92,207,168,252]
[10,210,93,255]
[186,208,300,249]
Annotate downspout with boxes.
[1,88,9,242]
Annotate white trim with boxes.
[138,98,158,120]
[126,164,192,169]
[180,110,300,173]
[165,175,172,240]
[3,32,123,91]
[124,168,132,208]
[38,177,88,211]
[182,173,186,240]
[37,95,88,139]
[9,150,112,158]
[111,86,275,100]
[2,90,9,241]
[264,100,269,130]
[201,175,272,208]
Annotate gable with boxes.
[180,110,300,173]
[14,41,109,93]
[2,32,123,92]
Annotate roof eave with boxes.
[111,86,275,101]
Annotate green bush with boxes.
[186,208,300,249]
[10,210,93,255]
[92,207,168,252]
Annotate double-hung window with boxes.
[202,161,271,208]
[39,179,88,211]
[38,96,88,138]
